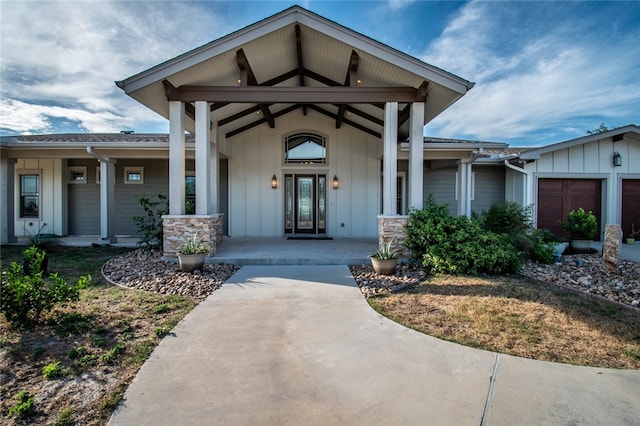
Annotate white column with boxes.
[210,120,219,214]
[169,101,186,215]
[100,160,116,242]
[0,158,16,244]
[408,102,424,210]
[458,160,473,217]
[195,101,211,215]
[383,102,398,215]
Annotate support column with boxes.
[408,102,424,210]
[0,158,16,244]
[195,101,211,215]
[169,101,185,215]
[458,160,473,217]
[100,160,116,243]
[383,102,398,215]
[210,120,219,214]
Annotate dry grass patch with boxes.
[368,274,640,369]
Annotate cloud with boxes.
[421,1,640,145]
[387,0,416,11]
[0,1,232,135]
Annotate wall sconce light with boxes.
[613,151,622,167]
[332,175,339,189]
[271,174,278,189]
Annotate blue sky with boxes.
[0,0,638,146]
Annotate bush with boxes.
[481,202,532,235]
[560,208,598,240]
[132,193,168,249]
[0,246,91,326]
[405,198,521,275]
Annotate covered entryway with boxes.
[537,178,602,240]
[622,179,640,238]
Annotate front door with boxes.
[285,174,326,234]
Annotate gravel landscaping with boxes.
[102,249,639,311]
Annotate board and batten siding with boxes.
[524,136,640,230]
[227,109,380,237]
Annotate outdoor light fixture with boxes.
[332,175,339,189]
[613,152,622,167]
[271,174,278,189]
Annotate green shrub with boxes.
[9,390,34,416]
[42,361,63,379]
[560,208,598,240]
[132,192,168,249]
[0,246,91,326]
[405,198,521,275]
[481,202,532,235]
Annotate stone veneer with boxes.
[162,214,224,257]
[377,215,411,259]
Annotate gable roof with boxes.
[519,124,640,160]
[116,6,474,139]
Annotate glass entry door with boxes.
[285,174,326,234]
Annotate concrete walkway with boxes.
[109,265,640,426]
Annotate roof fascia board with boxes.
[3,142,174,149]
[520,125,640,160]
[400,142,508,150]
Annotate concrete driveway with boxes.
[109,265,640,425]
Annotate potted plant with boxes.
[559,208,598,251]
[370,240,398,275]
[626,224,638,245]
[177,235,210,272]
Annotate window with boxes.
[284,133,326,164]
[68,166,87,184]
[124,167,144,184]
[20,174,39,218]
[185,175,195,214]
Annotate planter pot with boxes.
[178,253,206,272]
[626,238,636,245]
[569,240,592,252]
[370,257,397,275]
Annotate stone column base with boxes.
[377,215,411,259]
[162,215,223,257]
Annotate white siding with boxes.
[227,109,380,237]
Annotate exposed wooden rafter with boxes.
[336,50,360,129]
[226,104,300,138]
[236,49,275,128]
[294,25,307,115]
[308,105,381,138]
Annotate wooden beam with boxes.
[170,86,422,104]
[225,104,300,138]
[340,105,384,126]
[303,68,342,87]
[417,81,429,101]
[398,104,411,126]
[235,48,275,128]
[307,105,381,138]
[336,50,360,129]
[295,25,305,87]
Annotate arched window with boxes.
[284,133,326,164]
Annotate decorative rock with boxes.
[603,224,622,274]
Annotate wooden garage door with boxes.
[622,179,640,238]
[537,179,601,241]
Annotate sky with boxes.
[0,0,638,147]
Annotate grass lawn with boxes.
[368,274,640,369]
[0,245,196,426]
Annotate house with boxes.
[1,6,638,254]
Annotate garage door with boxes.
[622,179,640,238]
[537,179,601,241]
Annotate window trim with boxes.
[284,132,327,165]
[68,166,87,184]
[124,166,144,184]
[19,171,41,219]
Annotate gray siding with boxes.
[471,165,505,214]
[68,160,100,234]
[424,161,457,216]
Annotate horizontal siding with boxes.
[67,160,100,234]
[471,165,505,214]
[424,163,456,216]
